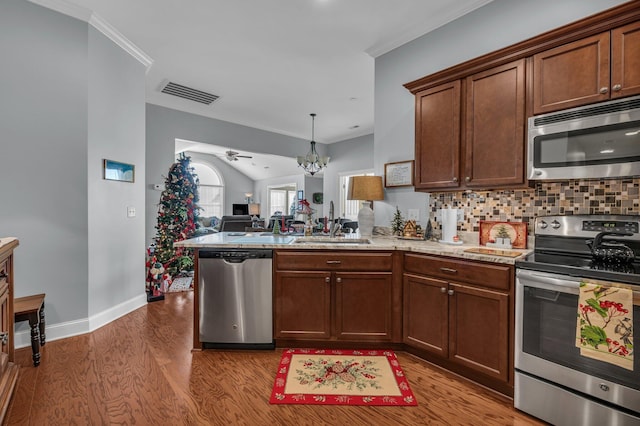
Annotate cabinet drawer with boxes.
[404,253,511,291]
[275,251,393,272]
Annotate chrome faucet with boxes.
[329,201,341,237]
[329,201,334,236]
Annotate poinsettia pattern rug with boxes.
[269,349,417,406]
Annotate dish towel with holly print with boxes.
[576,281,634,371]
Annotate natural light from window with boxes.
[268,185,297,217]
[339,171,374,220]
[192,162,224,218]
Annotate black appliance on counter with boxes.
[515,215,640,425]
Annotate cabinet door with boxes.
[0,283,8,358]
[611,21,640,99]
[533,32,610,114]
[464,60,525,188]
[274,271,331,340]
[402,273,448,357]
[414,81,461,190]
[448,283,509,381]
[335,272,393,341]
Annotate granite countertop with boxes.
[175,232,531,265]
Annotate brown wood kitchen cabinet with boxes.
[0,238,19,423]
[274,250,400,344]
[533,21,640,115]
[403,252,514,395]
[412,59,525,191]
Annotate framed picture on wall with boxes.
[103,159,135,183]
[297,190,304,200]
[384,160,414,187]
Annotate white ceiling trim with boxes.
[28,0,153,71]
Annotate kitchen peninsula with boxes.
[176,231,529,396]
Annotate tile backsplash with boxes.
[429,178,640,234]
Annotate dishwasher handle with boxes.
[199,249,273,260]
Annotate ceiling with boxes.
[60,0,493,144]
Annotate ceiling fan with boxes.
[222,150,253,161]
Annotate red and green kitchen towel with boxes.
[576,281,634,371]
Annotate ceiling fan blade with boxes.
[237,155,253,158]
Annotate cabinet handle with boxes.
[325,277,330,283]
[326,260,341,265]
[452,177,458,182]
[599,87,609,94]
[0,332,7,345]
[613,84,622,92]
[447,289,454,296]
[440,287,447,293]
[439,267,457,274]
[336,277,342,283]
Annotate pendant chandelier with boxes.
[297,113,329,176]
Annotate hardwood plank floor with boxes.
[6,292,544,425]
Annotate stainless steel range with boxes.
[515,215,640,425]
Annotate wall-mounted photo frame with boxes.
[384,160,414,188]
[297,190,304,200]
[103,159,135,183]
[312,192,323,204]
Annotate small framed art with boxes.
[384,160,414,188]
[103,159,135,183]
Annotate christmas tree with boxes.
[391,206,405,236]
[152,153,200,281]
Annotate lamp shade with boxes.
[249,203,260,216]
[347,176,384,201]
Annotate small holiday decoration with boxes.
[391,206,405,236]
[403,220,417,238]
[149,153,200,301]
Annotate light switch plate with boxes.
[127,206,136,218]
[408,209,419,221]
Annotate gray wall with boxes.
[322,133,375,218]
[0,0,147,334]
[145,104,328,244]
[374,0,629,227]
[87,27,147,318]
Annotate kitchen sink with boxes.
[293,236,371,244]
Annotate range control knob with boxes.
[539,221,548,229]
[551,220,561,229]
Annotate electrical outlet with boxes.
[457,210,464,221]
[408,209,419,221]
[127,206,136,218]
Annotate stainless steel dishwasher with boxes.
[198,248,274,349]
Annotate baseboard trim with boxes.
[14,293,147,349]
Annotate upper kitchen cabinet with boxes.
[414,81,461,190]
[533,21,640,115]
[411,60,525,191]
[464,60,525,189]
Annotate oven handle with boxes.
[516,268,582,291]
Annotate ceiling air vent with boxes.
[159,81,219,105]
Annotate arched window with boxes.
[192,162,224,218]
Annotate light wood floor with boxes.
[6,292,544,425]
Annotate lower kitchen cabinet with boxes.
[403,252,513,395]
[274,250,400,344]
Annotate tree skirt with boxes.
[270,349,417,406]
[164,277,193,293]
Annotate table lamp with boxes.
[347,176,384,237]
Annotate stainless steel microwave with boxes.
[528,95,640,180]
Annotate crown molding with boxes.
[88,13,153,70]
[28,0,153,71]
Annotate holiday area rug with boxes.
[269,349,417,406]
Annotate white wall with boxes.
[0,0,147,341]
[374,0,629,228]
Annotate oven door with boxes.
[515,269,640,413]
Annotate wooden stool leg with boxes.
[29,317,41,367]
[39,303,46,346]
